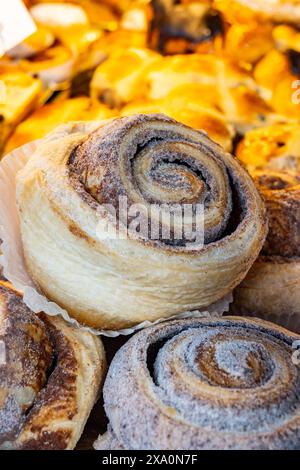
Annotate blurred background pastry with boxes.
[96,316,300,450]
[233,123,300,332]
[16,115,266,329]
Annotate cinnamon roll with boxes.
[16,115,267,330]
[0,71,42,155]
[233,124,300,330]
[0,281,106,450]
[95,316,300,450]
[214,0,300,24]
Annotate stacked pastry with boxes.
[233,123,300,331]
[0,281,106,449]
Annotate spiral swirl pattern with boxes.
[17,115,266,329]
[96,317,300,450]
[0,282,105,449]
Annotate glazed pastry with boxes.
[95,316,300,450]
[16,114,267,330]
[91,48,160,107]
[5,97,117,153]
[0,281,106,450]
[0,72,42,155]
[233,124,300,331]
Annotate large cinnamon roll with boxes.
[0,281,106,450]
[95,316,300,450]
[233,124,300,331]
[16,115,267,330]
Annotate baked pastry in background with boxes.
[0,281,106,450]
[0,71,42,154]
[224,22,273,65]
[95,316,300,450]
[7,26,55,59]
[233,124,300,331]
[17,44,75,86]
[5,97,117,153]
[16,114,266,330]
[149,0,223,55]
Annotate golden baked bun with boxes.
[214,0,300,24]
[7,26,55,59]
[30,3,89,31]
[234,123,300,328]
[18,44,74,85]
[91,48,160,107]
[0,281,106,449]
[122,85,234,151]
[0,71,42,154]
[5,97,117,153]
[16,115,266,330]
[237,123,300,173]
[96,316,300,450]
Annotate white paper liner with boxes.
[0,136,232,337]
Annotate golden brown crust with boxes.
[232,256,300,327]
[234,124,300,323]
[0,281,106,450]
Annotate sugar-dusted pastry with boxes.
[0,281,106,450]
[0,71,42,154]
[95,316,300,450]
[234,124,300,331]
[17,114,266,330]
[5,97,117,153]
